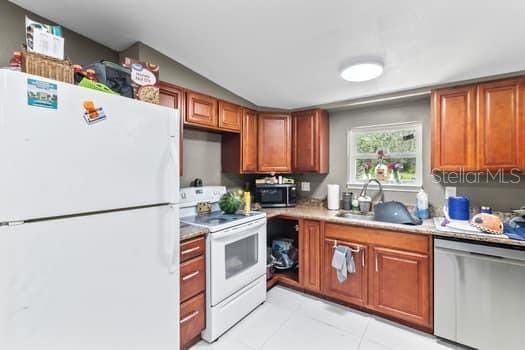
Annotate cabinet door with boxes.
[160,82,185,176]
[431,86,477,171]
[186,91,218,128]
[370,247,431,328]
[477,78,525,171]
[292,109,329,173]
[293,111,317,172]
[218,101,242,132]
[258,113,292,173]
[322,238,368,306]
[241,109,258,173]
[300,220,321,292]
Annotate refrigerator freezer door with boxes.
[0,205,180,350]
[0,70,179,223]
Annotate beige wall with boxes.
[0,0,118,66]
[123,42,257,187]
[126,42,256,108]
[297,98,525,212]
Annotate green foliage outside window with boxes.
[351,127,419,185]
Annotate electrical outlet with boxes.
[445,186,456,199]
[301,182,310,192]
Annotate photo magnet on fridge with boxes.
[27,78,58,109]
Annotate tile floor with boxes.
[191,286,466,350]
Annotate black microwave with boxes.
[255,184,297,208]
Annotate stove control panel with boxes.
[179,186,226,206]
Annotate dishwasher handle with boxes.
[435,238,525,262]
[437,246,525,268]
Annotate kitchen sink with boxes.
[335,211,375,221]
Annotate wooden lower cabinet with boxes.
[180,293,205,350]
[322,238,368,306]
[313,223,432,331]
[300,220,322,292]
[370,247,431,328]
[180,236,206,349]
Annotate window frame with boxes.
[347,121,423,192]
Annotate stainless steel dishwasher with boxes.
[434,239,525,350]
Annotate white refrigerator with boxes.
[0,70,180,350]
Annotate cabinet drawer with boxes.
[325,223,430,254]
[180,293,205,350]
[180,236,205,262]
[180,255,205,302]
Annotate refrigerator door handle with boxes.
[169,136,178,204]
[167,204,179,274]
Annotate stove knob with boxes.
[181,193,186,199]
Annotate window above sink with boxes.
[347,122,423,192]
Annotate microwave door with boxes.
[260,188,286,208]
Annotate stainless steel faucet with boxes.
[358,179,385,213]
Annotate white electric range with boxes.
[179,186,267,342]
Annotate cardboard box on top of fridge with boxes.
[25,16,64,60]
[122,57,160,104]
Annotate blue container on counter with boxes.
[448,196,470,220]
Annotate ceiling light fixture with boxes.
[340,62,384,82]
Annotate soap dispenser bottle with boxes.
[416,187,429,219]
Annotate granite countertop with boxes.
[262,206,525,248]
[180,223,208,241]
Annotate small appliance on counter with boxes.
[255,183,297,208]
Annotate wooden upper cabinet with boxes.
[218,101,242,132]
[292,109,329,173]
[370,247,431,329]
[322,238,368,306]
[159,82,185,176]
[300,220,321,292]
[221,108,258,173]
[432,75,525,173]
[431,86,477,171]
[186,91,218,129]
[258,113,292,173]
[241,109,258,173]
[477,78,525,171]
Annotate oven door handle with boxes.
[211,220,266,242]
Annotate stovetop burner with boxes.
[180,211,265,231]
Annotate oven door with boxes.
[209,218,266,306]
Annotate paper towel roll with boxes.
[327,184,340,210]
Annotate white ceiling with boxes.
[11,0,525,109]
